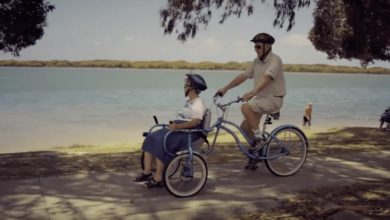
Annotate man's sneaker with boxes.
[245,157,258,171]
[245,148,258,171]
[252,137,264,150]
[245,138,266,170]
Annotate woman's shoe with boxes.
[144,178,164,188]
[133,172,152,182]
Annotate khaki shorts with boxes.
[248,96,283,114]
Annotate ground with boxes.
[0,127,389,219]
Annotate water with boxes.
[0,67,389,153]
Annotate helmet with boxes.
[186,73,207,91]
[250,33,275,45]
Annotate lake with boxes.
[0,67,389,153]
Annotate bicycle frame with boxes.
[206,96,294,161]
[208,112,290,161]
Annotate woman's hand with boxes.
[168,123,179,130]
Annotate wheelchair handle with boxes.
[153,115,159,125]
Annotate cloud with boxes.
[280,34,311,47]
[189,37,222,52]
[124,36,134,43]
[184,37,224,60]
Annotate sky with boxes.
[1,0,389,68]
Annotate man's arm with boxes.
[216,73,247,96]
[242,75,273,101]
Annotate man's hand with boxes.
[215,87,227,97]
[242,91,255,101]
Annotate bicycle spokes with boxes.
[265,127,308,176]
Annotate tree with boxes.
[160,0,311,41]
[0,0,55,56]
[309,0,390,66]
[160,0,390,65]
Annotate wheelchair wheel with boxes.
[265,127,308,177]
[164,152,208,198]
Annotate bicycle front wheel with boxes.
[265,127,308,176]
[164,152,208,198]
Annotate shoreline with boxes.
[0,125,345,155]
[1,60,389,74]
[0,125,385,155]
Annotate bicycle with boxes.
[141,96,308,197]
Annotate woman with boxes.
[134,73,207,188]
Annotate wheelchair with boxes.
[140,109,212,197]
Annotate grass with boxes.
[54,143,141,154]
[237,179,390,219]
[1,60,389,74]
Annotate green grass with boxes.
[1,60,389,74]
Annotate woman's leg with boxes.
[154,158,165,182]
[143,151,153,174]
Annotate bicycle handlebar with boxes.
[213,95,244,109]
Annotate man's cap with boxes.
[250,33,275,45]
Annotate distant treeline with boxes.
[0,60,389,74]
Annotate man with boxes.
[303,103,313,127]
[216,33,286,168]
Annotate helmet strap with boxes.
[185,85,192,97]
[259,43,271,61]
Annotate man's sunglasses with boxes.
[254,45,262,50]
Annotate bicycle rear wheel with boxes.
[265,127,308,176]
[164,152,208,198]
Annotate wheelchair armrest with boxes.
[171,128,205,133]
[162,128,209,156]
[143,124,169,137]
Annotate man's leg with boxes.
[241,103,263,170]
[241,103,262,139]
[240,120,254,139]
